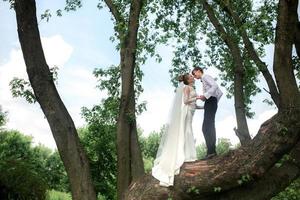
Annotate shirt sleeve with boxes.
[203,75,218,99]
[183,86,197,104]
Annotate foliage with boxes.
[272,178,300,200]
[293,55,300,87]
[0,130,69,199]
[44,151,70,192]
[46,190,71,200]
[9,66,59,104]
[0,159,48,200]
[0,106,7,128]
[151,0,279,114]
[80,100,118,199]
[139,130,161,159]
[0,130,48,199]
[197,138,232,159]
[138,129,162,172]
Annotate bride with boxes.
[152,73,202,186]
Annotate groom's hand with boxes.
[198,95,206,101]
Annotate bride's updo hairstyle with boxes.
[178,73,190,85]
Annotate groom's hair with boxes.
[192,66,203,75]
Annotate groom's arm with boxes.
[203,75,218,99]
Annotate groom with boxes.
[192,66,223,159]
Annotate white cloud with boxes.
[137,88,173,135]
[0,35,102,149]
[42,35,73,67]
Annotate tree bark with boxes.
[125,111,300,199]
[295,21,300,57]
[216,141,300,200]
[221,2,280,108]
[14,1,96,200]
[104,0,145,199]
[273,0,300,110]
[202,0,251,145]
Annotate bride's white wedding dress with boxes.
[152,83,198,186]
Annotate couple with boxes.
[152,66,223,187]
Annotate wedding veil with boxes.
[152,82,188,186]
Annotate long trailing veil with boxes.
[152,82,189,186]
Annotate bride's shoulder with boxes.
[183,85,190,91]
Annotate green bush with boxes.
[272,178,300,200]
[46,190,71,200]
[0,159,48,200]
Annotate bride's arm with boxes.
[183,86,197,104]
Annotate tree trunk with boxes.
[111,0,145,199]
[14,1,96,200]
[202,0,251,145]
[232,62,251,145]
[273,0,300,110]
[125,111,300,199]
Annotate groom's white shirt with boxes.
[201,74,223,102]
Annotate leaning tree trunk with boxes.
[125,0,300,199]
[202,0,251,145]
[125,111,300,199]
[14,1,96,200]
[104,0,145,199]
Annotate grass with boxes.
[46,190,71,200]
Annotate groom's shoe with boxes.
[202,153,217,160]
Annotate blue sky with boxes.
[1,0,290,149]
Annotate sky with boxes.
[1,1,295,150]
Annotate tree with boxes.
[125,0,300,198]
[12,0,96,199]
[0,106,7,128]
[80,100,118,199]
[0,130,48,200]
[99,0,149,197]
[151,0,283,145]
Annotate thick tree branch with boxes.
[216,140,300,200]
[295,21,300,57]
[126,111,300,199]
[104,0,124,24]
[219,1,280,108]
[202,0,234,50]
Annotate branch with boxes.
[104,0,125,35]
[295,21,300,57]
[215,140,300,200]
[201,0,235,50]
[126,0,143,49]
[104,0,124,22]
[219,1,280,108]
[125,111,300,199]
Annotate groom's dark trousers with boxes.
[202,96,218,155]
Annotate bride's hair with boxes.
[178,73,190,85]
